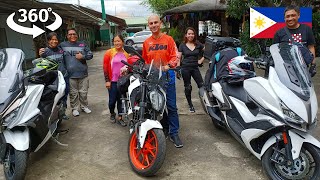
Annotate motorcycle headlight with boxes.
[281,102,307,131]
[3,107,20,124]
[149,90,165,112]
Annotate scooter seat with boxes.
[220,82,251,104]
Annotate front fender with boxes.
[138,119,162,148]
[260,130,320,160]
[3,128,30,151]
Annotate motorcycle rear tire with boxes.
[211,117,224,130]
[3,145,28,180]
[128,128,166,176]
[262,142,320,179]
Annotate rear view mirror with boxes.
[124,45,144,62]
[124,45,137,54]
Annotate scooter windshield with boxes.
[270,43,311,100]
[0,49,24,113]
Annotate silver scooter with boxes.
[200,43,320,179]
[0,48,66,180]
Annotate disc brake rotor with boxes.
[275,149,310,179]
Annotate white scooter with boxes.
[199,43,320,179]
[0,48,66,180]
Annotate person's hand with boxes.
[39,48,45,56]
[198,59,204,67]
[76,52,83,60]
[105,81,111,89]
[162,64,170,72]
[120,66,128,75]
[309,63,316,77]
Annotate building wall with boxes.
[0,15,36,60]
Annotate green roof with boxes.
[125,17,148,26]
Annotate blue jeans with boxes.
[108,82,122,114]
[161,70,180,136]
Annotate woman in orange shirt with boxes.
[103,35,129,126]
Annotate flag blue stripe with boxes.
[252,7,312,22]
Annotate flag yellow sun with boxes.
[254,16,266,29]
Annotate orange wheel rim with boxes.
[129,130,158,170]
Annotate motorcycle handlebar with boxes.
[244,56,267,66]
[121,60,133,68]
[169,67,181,71]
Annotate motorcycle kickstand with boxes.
[52,131,69,147]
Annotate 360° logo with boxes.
[6,8,62,38]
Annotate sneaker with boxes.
[189,105,195,113]
[169,135,183,148]
[117,119,127,127]
[72,110,80,117]
[62,114,69,120]
[110,113,116,123]
[81,107,92,114]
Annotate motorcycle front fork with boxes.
[271,129,294,167]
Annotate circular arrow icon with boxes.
[46,12,62,31]
[6,12,45,38]
[6,8,62,38]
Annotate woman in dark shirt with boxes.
[178,27,204,113]
[38,32,69,119]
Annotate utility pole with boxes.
[100,0,111,47]
[101,0,106,20]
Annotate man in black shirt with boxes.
[273,5,316,77]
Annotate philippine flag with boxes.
[250,7,312,39]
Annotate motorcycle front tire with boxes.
[262,142,320,180]
[3,145,28,180]
[128,128,166,176]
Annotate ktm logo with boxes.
[149,44,168,51]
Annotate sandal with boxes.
[117,116,127,127]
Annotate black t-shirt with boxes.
[179,42,204,67]
[273,24,315,47]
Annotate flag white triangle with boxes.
[250,8,276,38]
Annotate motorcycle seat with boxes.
[220,82,251,104]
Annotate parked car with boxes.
[125,30,151,46]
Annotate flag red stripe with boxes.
[252,23,312,39]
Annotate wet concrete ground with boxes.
[0,50,319,180]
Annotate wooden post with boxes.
[221,11,229,36]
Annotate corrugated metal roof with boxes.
[0,0,127,27]
[164,0,227,14]
[125,17,148,26]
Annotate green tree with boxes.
[141,0,193,15]
[226,0,315,57]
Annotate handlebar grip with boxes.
[121,60,133,68]
[169,66,181,71]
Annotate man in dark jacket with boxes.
[273,5,316,77]
[60,28,93,117]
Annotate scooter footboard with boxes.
[138,119,162,148]
[3,128,30,151]
[260,130,320,160]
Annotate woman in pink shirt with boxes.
[103,35,129,126]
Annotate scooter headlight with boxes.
[149,90,165,112]
[281,102,307,131]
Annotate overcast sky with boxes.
[42,0,153,18]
